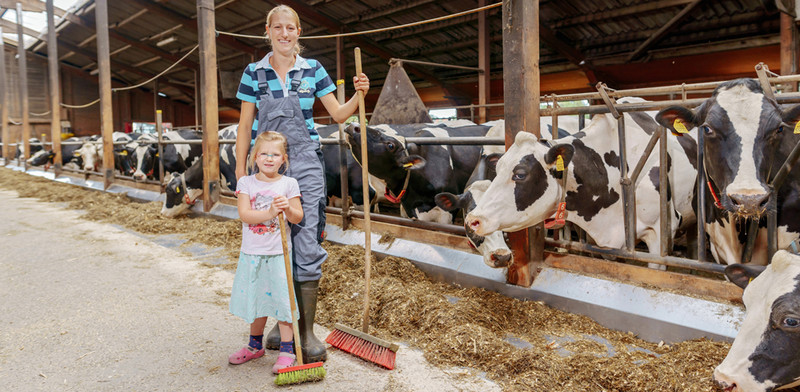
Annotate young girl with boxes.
[229,131,303,373]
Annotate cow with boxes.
[161,127,240,217]
[656,78,800,265]
[129,129,202,181]
[345,122,489,224]
[15,138,43,160]
[26,137,84,168]
[317,123,379,211]
[73,132,139,174]
[713,250,800,392]
[465,98,697,268]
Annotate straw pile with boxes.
[0,167,731,391]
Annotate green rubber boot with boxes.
[296,280,327,362]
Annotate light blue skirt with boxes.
[229,252,298,324]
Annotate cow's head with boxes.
[131,139,158,181]
[466,132,574,235]
[657,78,800,218]
[26,149,55,166]
[344,123,426,180]
[714,250,800,392]
[436,180,513,268]
[161,172,201,217]
[74,142,100,172]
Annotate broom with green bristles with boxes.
[324,47,400,370]
[274,212,326,386]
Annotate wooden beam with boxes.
[780,11,798,92]
[626,0,705,62]
[478,0,490,123]
[1,19,38,38]
[198,0,220,212]
[503,0,541,287]
[0,24,8,163]
[0,0,43,12]
[16,4,30,165]
[95,0,114,188]
[46,0,61,174]
[552,0,695,28]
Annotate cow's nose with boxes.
[490,250,512,268]
[728,192,769,215]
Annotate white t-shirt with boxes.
[235,174,301,255]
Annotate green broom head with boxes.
[274,362,326,386]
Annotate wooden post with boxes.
[336,35,351,229]
[478,0,490,124]
[780,12,798,92]
[502,0,541,287]
[0,24,8,165]
[47,0,62,175]
[95,0,114,188]
[16,3,30,167]
[194,69,200,133]
[198,0,220,211]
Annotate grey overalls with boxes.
[255,67,327,282]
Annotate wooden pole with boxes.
[355,47,373,333]
[95,0,114,188]
[47,0,62,175]
[478,0,490,124]
[16,3,30,167]
[502,0,541,287]
[198,0,220,211]
[336,34,351,230]
[780,12,798,92]
[0,24,8,164]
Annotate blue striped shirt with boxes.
[236,52,336,139]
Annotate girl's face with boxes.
[266,12,300,56]
[255,141,286,178]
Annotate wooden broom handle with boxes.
[355,47,372,334]
[279,211,304,365]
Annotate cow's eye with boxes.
[512,168,528,182]
[782,317,800,328]
[385,141,395,151]
[703,125,713,136]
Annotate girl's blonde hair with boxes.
[266,5,303,55]
[248,131,289,172]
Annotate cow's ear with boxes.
[485,153,502,173]
[725,264,766,289]
[435,192,466,212]
[656,106,698,136]
[544,144,575,167]
[406,142,420,155]
[782,104,800,129]
[399,154,426,170]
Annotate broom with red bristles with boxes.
[274,212,326,385]
[325,47,399,370]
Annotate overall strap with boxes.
[256,68,270,98]
[287,69,303,96]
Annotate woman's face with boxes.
[266,11,300,56]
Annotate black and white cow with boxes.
[73,132,139,174]
[317,123,380,211]
[345,122,489,224]
[656,78,800,265]
[26,137,84,168]
[465,98,697,265]
[15,138,43,159]
[129,129,202,181]
[713,250,800,391]
[161,127,240,217]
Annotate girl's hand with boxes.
[353,73,369,95]
[271,195,290,212]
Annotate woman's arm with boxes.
[235,101,256,180]
[237,192,279,225]
[319,73,370,123]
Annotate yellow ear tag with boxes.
[556,155,564,172]
[673,118,689,134]
[120,150,128,156]
[794,121,800,134]
[403,162,413,168]
[176,186,180,193]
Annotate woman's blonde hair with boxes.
[248,131,288,172]
[265,5,303,55]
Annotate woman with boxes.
[234,4,369,363]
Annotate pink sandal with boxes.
[229,346,265,365]
[271,352,296,374]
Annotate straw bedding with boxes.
[0,168,730,391]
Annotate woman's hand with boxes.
[353,73,369,95]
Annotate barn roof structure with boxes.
[1,0,796,116]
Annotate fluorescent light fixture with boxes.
[158,92,167,97]
[156,36,177,47]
